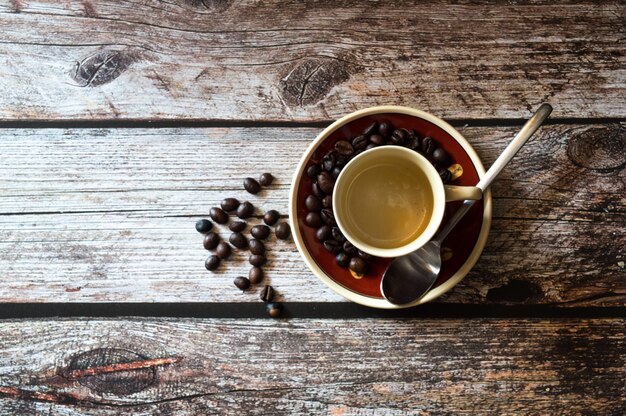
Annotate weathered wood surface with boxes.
[1,124,624,305]
[0,1,624,121]
[0,318,623,415]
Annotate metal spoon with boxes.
[381,103,553,305]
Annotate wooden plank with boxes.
[0,1,624,121]
[0,318,623,414]
[0,125,624,305]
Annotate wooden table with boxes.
[1,1,624,414]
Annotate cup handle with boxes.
[444,185,482,202]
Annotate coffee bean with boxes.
[369,134,385,145]
[234,276,250,291]
[405,130,420,150]
[305,195,322,211]
[335,154,348,168]
[249,238,265,255]
[390,129,407,145]
[331,166,342,179]
[365,143,377,150]
[195,219,213,233]
[220,197,240,212]
[320,209,336,226]
[343,241,358,256]
[432,147,451,165]
[209,207,228,224]
[354,149,364,157]
[236,201,255,219]
[322,152,336,172]
[317,172,335,194]
[229,232,248,249]
[316,225,332,242]
[322,195,332,208]
[336,252,350,268]
[203,232,220,250]
[243,177,261,194]
[267,302,282,318]
[379,121,392,137]
[312,181,325,198]
[205,255,220,271]
[229,221,247,232]
[438,167,452,183]
[323,239,342,254]
[352,135,369,150]
[249,267,264,284]
[215,241,232,259]
[357,250,373,260]
[305,212,322,227]
[331,227,346,243]
[260,285,275,302]
[249,254,266,267]
[335,140,354,156]
[422,137,436,155]
[251,224,271,240]
[259,172,274,187]
[263,210,280,226]
[275,222,291,240]
[349,257,367,275]
[306,164,320,179]
[363,121,379,136]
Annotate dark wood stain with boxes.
[486,279,542,303]
[71,50,139,88]
[82,0,97,18]
[279,58,350,107]
[567,124,626,172]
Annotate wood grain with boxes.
[0,1,624,121]
[0,318,623,414]
[0,125,623,305]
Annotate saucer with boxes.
[289,106,492,309]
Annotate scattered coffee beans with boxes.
[195,219,213,233]
[316,225,332,242]
[363,121,378,136]
[432,147,451,165]
[335,252,350,268]
[331,227,346,243]
[205,255,220,271]
[215,241,232,259]
[349,257,367,275]
[323,239,342,254]
[203,232,220,250]
[249,267,264,284]
[305,195,322,211]
[209,207,229,224]
[317,172,335,194]
[229,232,248,249]
[229,221,247,232]
[275,222,291,240]
[260,285,275,302]
[249,254,267,267]
[236,201,255,219]
[322,195,332,208]
[306,164,320,179]
[259,173,274,187]
[305,212,322,228]
[266,302,282,318]
[249,238,265,255]
[320,209,336,226]
[251,224,271,240]
[234,276,250,291]
[263,210,280,226]
[343,241,358,256]
[221,197,240,212]
[378,121,392,137]
[244,177,261,194]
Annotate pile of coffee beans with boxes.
[196,172,290,318]
[304,121,454,277]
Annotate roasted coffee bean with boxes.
[390,129,407,145]
[306,164,320,179]
[422,137,436,155]
[220,197,240,212]
[363,121,379,136]
[229,221,247,232]
[249,267,264,284]
[259,172,274,187]
[260,285,275,302]
[335,153,348,168]
[267,302,282,318]
[323,239,342,254]
[229,232,248,249]
[358,250,373,260]
[432,147,451,165]
[244,177,261,194]
[251,224,271,240]
[205,255,220,271]
[365,143,377,150]
[349,257,367,275]
[331,227,346,243]
[354,149,364,157]
[331,166,342,179]
[352,135,369,150]
[379,121,392,137]
[236,201,255,219]
[249,238,265,255]
[369,134,385,145]
[263,209,280,226]
[249,254,267,267]
[322,152,336,172]
[234,276,250,291]
[305,212,322,227]
[209,207,228,224]
[405,130,420,150]
[438,167,452,183]
[320,209,336,226]
[322,195,332,208]
[203,232,220,250]
[275,222,291,240]
[216,241,232,259]
[195,219,213,233]
[312,181,325,198]
[317,172,335,194]
[336,252,350,268]
[305,195,322,211]
[343,241,358,256]
[316,225,332,242]
[335,140,354,156]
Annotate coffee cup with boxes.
[333,146,482,258]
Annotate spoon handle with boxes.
[476,103,552,191]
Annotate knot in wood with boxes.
[279,58,349,107]
[72,50,138,87]
[567,125,626,172]
[486,279,542,303]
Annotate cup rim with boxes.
[333,146,446,258]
